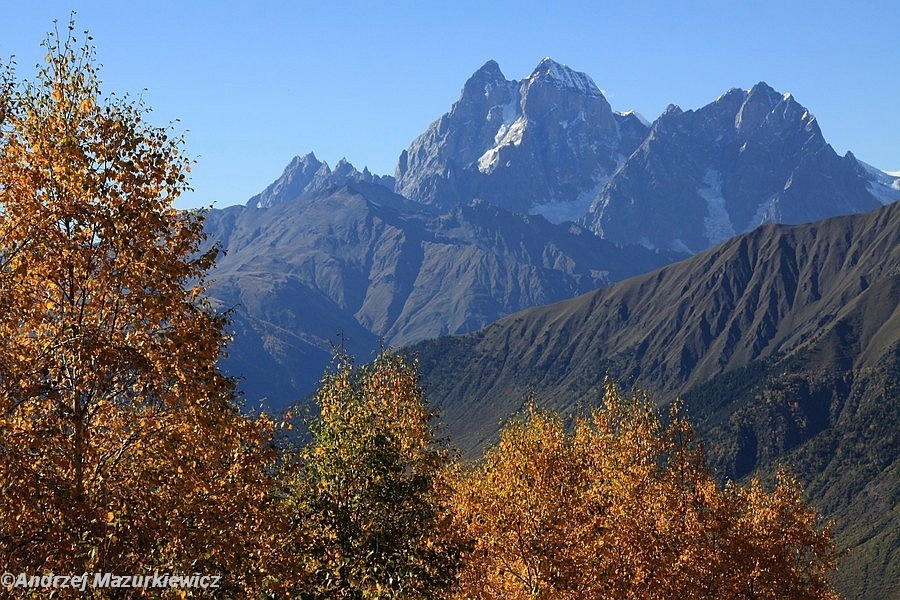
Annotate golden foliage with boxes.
[450,383,839,599]
[0,21,278,595]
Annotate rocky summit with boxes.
[586,82,895,252]
[393,60,898,253]
[394,58,645,220]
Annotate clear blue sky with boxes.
[3,1,898,209]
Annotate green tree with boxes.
[0,21,278,594]
[281,350,461,598]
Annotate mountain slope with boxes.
[204,181,683,409]
[412,202,900,599]
[415,201,899,449]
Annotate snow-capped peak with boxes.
[470,59,506,84]
[527,57,602,97]
[616,110,651,127]
[715,88,747,103]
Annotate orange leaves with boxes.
[451,405,600,599]
[0,21,280,597]
[449,388,839,600]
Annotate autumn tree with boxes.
[450,384,839,599]
[0,21,278,593]
[450,403,600,599]
[280,350,461,598]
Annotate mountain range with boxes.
[391,58,898,250]
[199,56,898,598]
[205,182,681,407]
[204,58,897,409]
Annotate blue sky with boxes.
[3,1,898,209]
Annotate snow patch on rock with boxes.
[671,239,692,254]
[698,169,736,245]
[857,160,900,205]
[751,194,781,227]
[868,181,900,205]
[527,57,602,97]
[477,116,528,174]
[616,110,650,127]
[530,177,608,224]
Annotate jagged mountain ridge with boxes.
[587,83,894,252]
[394,58,648,220]
[248,152,394,208]
[204,181,683,408]
[247,59,898,255]
[386,58,898,252]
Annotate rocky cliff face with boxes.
[586,83,886,252]
[394,58,645,219]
